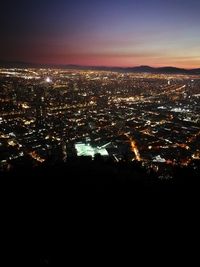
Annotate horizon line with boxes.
[0,59,199,70]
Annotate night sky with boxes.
[0,0,200,68]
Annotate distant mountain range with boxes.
[0,60,200,75]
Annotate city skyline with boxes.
[1,0,200,68]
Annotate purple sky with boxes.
[0,0,200,68]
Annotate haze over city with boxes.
[1,0,200,68]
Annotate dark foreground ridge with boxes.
[1,157,199,264]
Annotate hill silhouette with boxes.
[0,60,200,75]
[1,157,199,264]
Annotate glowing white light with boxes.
[46,77,52,83]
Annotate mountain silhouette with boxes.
[0,60,199,75]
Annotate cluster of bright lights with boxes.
[45,77,52,83]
